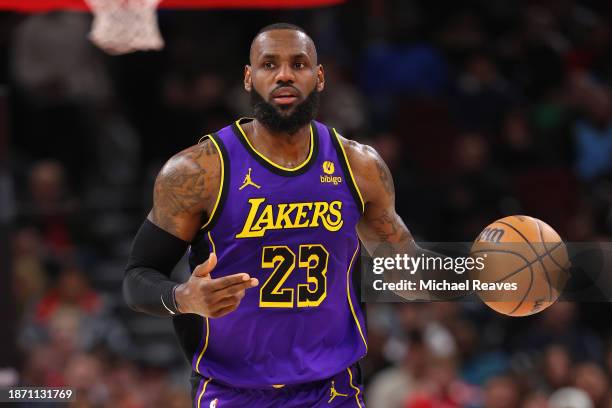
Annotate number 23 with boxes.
[260,244,329,308]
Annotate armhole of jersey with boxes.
[328,127,365,214]
[200,132,229,231]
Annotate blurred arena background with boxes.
[2,0,612,407]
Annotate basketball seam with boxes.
[534,221,570,303]
[521,242,568,315]
[535,221,553,302]
[540,240,572,302]
[471,242,563,283]
[511,260,534,315]
[470,246,533,314]
[496,219,553,312]
[535,221,571,274]
[471,241,564,316]
[496,220,541,257]
[470,248,532,283]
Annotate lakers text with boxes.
[236,198,343,238]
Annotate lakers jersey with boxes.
[187,118,367,388]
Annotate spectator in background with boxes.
[20,160,78,257]
[573,363,610,408]
[449,52,515,133]
[360,40,448,126]
[446,318,510,387]
[19,344,63,387]
[482,375,521,408]
[604,344,612,382]
[104,360,145,408]
[11,13,111,181]
[318,62,367,134]
[18,309,83,389]
[18,263,131,360]
[549,387,594,408]
[404,354,477,408]
[512,303,603,363]
[542,345,573,392]
[571,75,612,182]
[11,12,111,104]
[523,392,550,408]
[367,330,430,408]
[63,352,108,406]
[32,265,101,325]
[11,227,47,318]
[494,109,540,172]
[442,132,506,240]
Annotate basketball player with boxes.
[124,23,417,408]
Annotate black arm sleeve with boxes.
[123,219,189,317]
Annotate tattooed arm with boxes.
[123,139,220,316]
[148,138,220,240]
[341,139,411,250]
[342,137,459,301]
[341,137,422,300]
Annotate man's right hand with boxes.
[174,253,259,318]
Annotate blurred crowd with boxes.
[3,0,612,407]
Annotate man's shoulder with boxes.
[154,137,222,212]
[333,132,381,175]
[149,137,223,237]
[330,131,392,205]
[165,137,220,173]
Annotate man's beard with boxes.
[250,86,320,135]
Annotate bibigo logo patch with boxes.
[321,161,342,185]
[323,161,335,175]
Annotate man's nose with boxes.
[275,63,295,83]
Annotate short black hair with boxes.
[250,23,316,64]
[256,22,308,37]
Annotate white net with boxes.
[85,0,164,55]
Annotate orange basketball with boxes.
[470,215,570,317]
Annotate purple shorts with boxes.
[191,365,366,408]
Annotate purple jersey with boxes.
[188,118,367,388]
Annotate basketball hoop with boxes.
[85,0,164,55]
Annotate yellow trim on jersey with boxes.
[235,119,314,172]
[346,242,367,351]
[200,135,225,230]
[331,128,365,213]
[347,367,363,408]
[198,133,211,145]
[195,232,216,376]
[197,377,213,408]
[194,313,210,376]
[207,231,216,254]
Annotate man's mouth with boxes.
[271,87,299,105]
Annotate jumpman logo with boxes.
[239,168,261,190]
[328,381,348,403]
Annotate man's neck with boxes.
[243,119,312,168]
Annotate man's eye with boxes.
[264,62,274,69]
[294,62,305,69]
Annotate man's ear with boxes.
[316,64,325,92]
[244,65,252,92]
